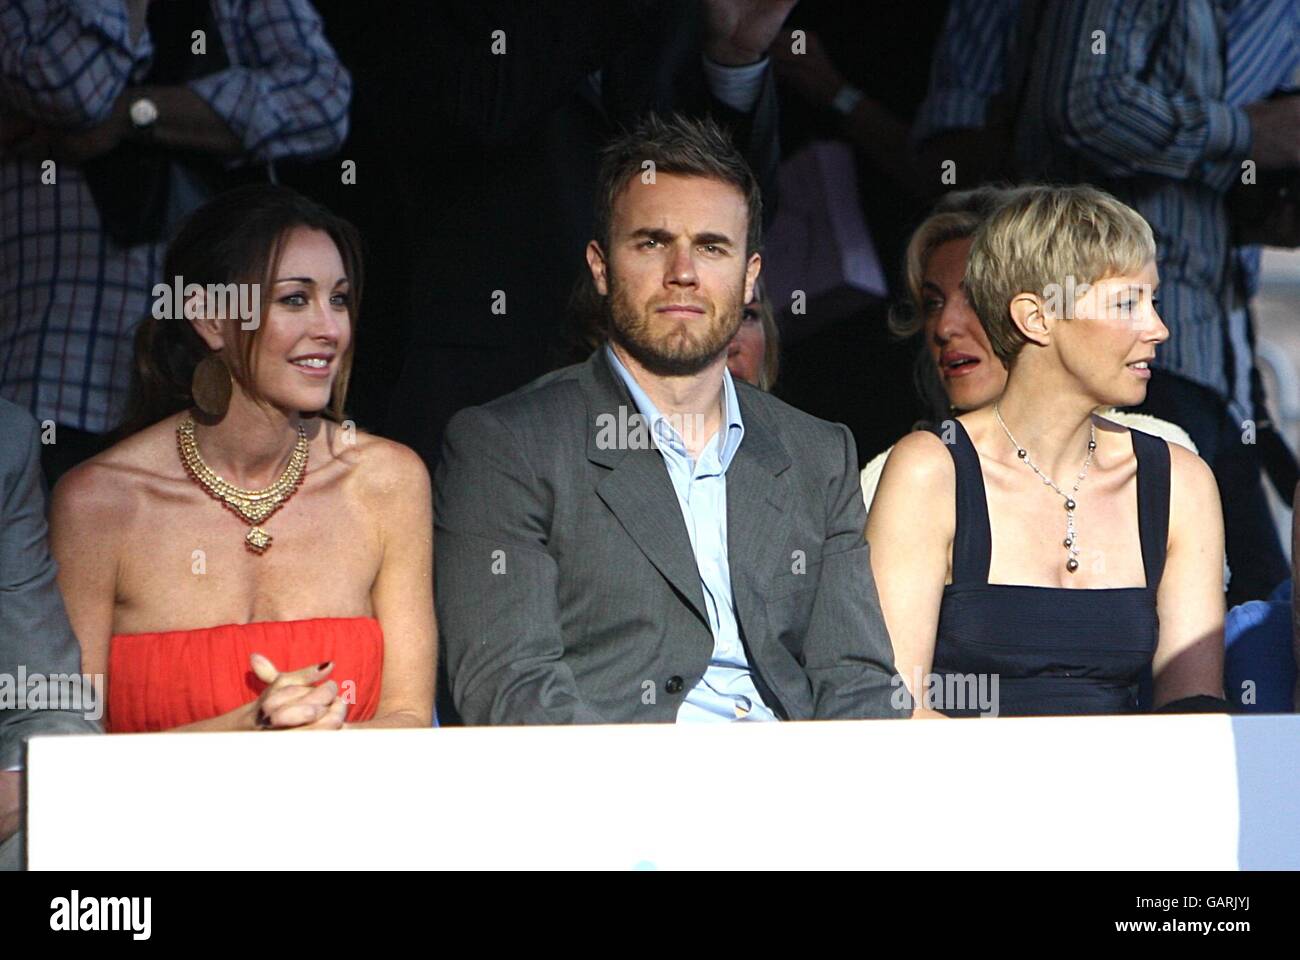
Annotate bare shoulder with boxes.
[1167,439,1216,492]
[1166,439,1220,517]
[863,429,956,548]
[50,459,118,533]
[870,429,956,541]
[880,429,956,490]
[324,424,431,502]
[50,416,179,532]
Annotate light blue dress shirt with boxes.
[605,346,777,723]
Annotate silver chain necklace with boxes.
[992,403,1096,573]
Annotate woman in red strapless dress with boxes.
[106,618,387,733]
[49,186,436,733]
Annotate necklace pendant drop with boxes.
[993,403,1095,577]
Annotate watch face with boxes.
[130,97,159,128]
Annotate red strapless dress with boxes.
[107,617,384,732]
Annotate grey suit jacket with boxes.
[434,350,906,724]
[0,398,100,772]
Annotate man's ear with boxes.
[743,252,762,304]
[1009,292,1051,347]
[586,241,609,296]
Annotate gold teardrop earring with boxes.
[191,351,233,417]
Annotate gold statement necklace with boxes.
[177,414,309,554]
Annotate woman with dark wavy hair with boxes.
[50,185,435,733]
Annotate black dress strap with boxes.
[1130,428,1171,589]
[929,419,991,585]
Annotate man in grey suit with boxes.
[435,113,904,724]
[0,398,102,869]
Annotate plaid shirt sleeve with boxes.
[188,0,351,163]
[0,0,149,127]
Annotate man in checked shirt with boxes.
[0,0,351,484]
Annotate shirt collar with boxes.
[604,344,745,470]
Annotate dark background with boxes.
[282,0,952,466]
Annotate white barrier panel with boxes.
[25,714,1300,869]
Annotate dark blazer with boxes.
[434,350,906,724]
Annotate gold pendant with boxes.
[176,414,308,559]
[245,527,272,553]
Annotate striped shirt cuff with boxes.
[1205,101,1253,161]
[1202,101,1253,192]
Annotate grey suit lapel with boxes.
[581,352,709,627]
[726,389,795,637]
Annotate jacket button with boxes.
[665,676,684,694]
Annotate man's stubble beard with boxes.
[604,265,747,377]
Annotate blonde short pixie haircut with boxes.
[965,183,1157,366]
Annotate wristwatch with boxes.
[128,95,159,135]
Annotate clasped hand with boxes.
[247,654,348,731]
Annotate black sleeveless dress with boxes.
[929,419,1170,716]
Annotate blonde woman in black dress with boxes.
[867,185,1225,717]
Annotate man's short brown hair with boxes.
[594,112,763,257]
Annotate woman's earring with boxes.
[191,352,233,417]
